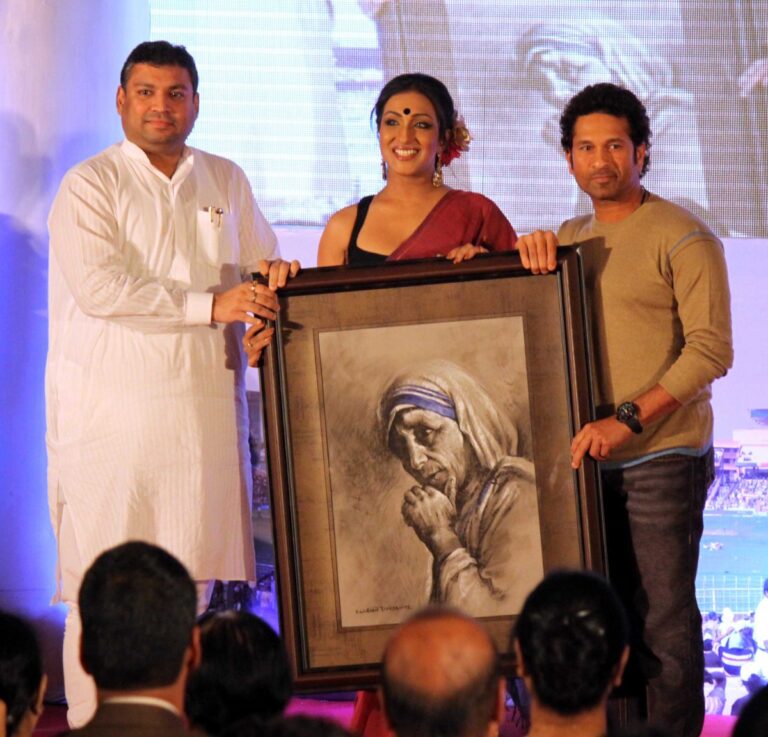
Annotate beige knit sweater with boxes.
[558,192,733,464]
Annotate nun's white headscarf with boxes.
[379,359,519,471]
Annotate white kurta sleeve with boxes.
[49,169,214,331]
[233,166,279,276]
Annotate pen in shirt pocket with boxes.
[203,206,224,227]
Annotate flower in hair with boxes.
[440,113,472,166]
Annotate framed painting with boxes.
[258,250,603,690]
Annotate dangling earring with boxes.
[381,159,387,181]
[432,157,443,188]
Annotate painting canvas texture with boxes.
[319,317,543,628]
[278,273,582,668]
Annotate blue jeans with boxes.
[602,448,713,737]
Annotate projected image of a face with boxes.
[527,50,610,107]
[148,0,768,237]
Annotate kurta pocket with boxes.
[196,209,239,265]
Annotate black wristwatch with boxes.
[616,401,643,434]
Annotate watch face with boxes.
[617,402,642,433]
[617,403,636,422]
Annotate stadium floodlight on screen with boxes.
[150,0,768,238]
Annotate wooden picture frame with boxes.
[258,250,603,690]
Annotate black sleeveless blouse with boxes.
[347,196,388,266]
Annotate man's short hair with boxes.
[120,40,199,93]
[381,608,501,737]
[559,82,651,177]
[514,570,628,715]
[79,541,197,690]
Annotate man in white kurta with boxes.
[46,41,289,726]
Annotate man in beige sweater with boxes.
[516,83,733,737]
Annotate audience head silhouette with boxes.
[733,685,768,737]
[0,612,46,737]
[186,610,292,733]
[514,570,629,719]
[381,607,504,737]
[78,540,197,691]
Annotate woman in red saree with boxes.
[317,74,521,737]
[317,73,517,266]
